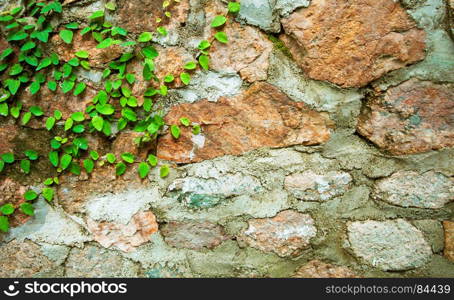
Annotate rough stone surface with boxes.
[65,245,140,277]
[285,171,352,202]
[443,221,454,262]
[373,171,453,209]
[358,79,454,155]
[293,260,358,278]
[0,240,59,278]
[116,0,189,34]
[157,82,332,163]
[238,210,317,257]
[50,30,123,67]
[206,2,273,82]
[87,211,159,253]
[161,221,229,250]
[347,220,432,271]
[281,0,426,87]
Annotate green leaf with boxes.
[67,57,80,67]
[138,162,150,179]
[47,81,57,91]
[96,104,115,115]
[126,73,136,84]
[70,112,85,122]
[65,22,79,30]
[54,110,62,120]
[59,29,74,44]
[0,160,4,173]
[22,112,32,125]
[83,159,95,173]
[199,55,209,70]
[45,117,55,130]
[171,125,181,139]
[157,26,167,36]
[89,10,105,19]
[106,153,116,164]
[20,203,34,216]
[0,216,9,233]
[72,124,85,133]
[91,115,104,131]
[198,40,211,50]
[97,38,114,49]
[0,48,13,60]
[141,46,158,59]
[42,188,54,202]
[73,82,86,96]
[180,72,191,85]
[184,61,197,70]
[24,190,38,201]
[73,137,89,150]
[147,154,158,167]
[115,162,127,176]
[20,159,31,174]
[6,79,20,95]
[75,51,89,59]
[0,204,15,215]
[164,74,174,83]
[30,106,44,116]
[121,152,135,164]
[105,2,116,11]
[60,154,72,170]
[36,57,52,71]
[62,80,75,93]
[49,151,59,167]
[80,60,91,70]
[90,151,99,161]
[192,124,201,135]
[211,15,227,28]
[2,153,15,164]
[138,32,153,42]
[160,165,170,178]
[8,31,28,41]
[9,64,23,76]
[122,108,137,121]
[180,117,190,127]
[228,2,241,13]
[29,81,41,95]
[24,150,39,160]
[214,31,228,43]
[0,103,8,116]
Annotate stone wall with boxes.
[0,0,453,278]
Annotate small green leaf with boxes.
[180,117,190,127]
[72,124,85,133]
[106,153,116,164]
[214,31,228,43]
[47,81,57,91]
[75,50,89,59]
[97,38,114,49]
[157,26,167,36]
[29,81,41,95]
[116,162,127,176]
[45,117,56,130]
[211,15,227,28]
[198,40,211,50]
[89,10,105,19]
[6,79,20,95]
[59,29,74,44]
[138,32,153,42]
[192,124,201,135]
[62,80,75,93]
[184,61,197,70]
[2,153,15,164]
[180,72,191,85]
[0,204,15,215]
[228,2,241,13]
[9,64,23,76]
[0,216,9,233]
[24,190,38,201]
[91,115,104,131]
[60,154,72,170]
[71,111,85,122]
[90,151,99,161]
[64,118,74,131]
[138,162,150,179]
[147,154,158,167]
[22,112,32,125]
[0,160,4,173]
[160,165,170,178]
[171,125,181,139]
[36,58,51,71]
[199,55,209,70]
[24,150,39,160]
[121,152,135,164]
[42,188,54,202]
[164,75,174,83]
[49,151,59,167]
[30,106,44,116]
[20,159,31,174]
[73,83,86,96]
[20,203,34,216]
[105,2,116,11]
[83,159,95,173]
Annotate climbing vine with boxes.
[0,0,241,232]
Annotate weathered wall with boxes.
[0,0,453,278]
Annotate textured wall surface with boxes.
[0,0,453,278]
